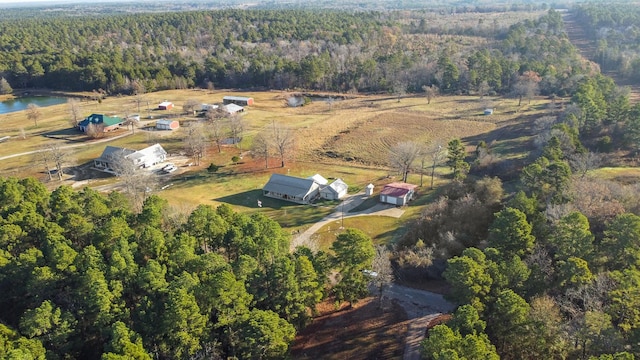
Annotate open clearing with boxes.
[291,297,407,360]
[0,89,555,238]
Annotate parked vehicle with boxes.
[162,163,177,173]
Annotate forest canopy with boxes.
[0,179,362,359]
[0,9,588,97]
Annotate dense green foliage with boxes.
[573,3,640,80]
[0,180,349,359]
[416,6,640,359]
[0,9,588,97]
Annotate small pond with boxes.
[0,96,67,115]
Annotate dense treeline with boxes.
[573,3,640,80]
[419,136,640,358]
[398,13,640,360]
[0,179,378,359]
[415,86,640,358]
[0,9,589,96]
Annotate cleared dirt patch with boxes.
[291,297,407,360]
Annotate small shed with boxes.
[156,119,179,130]
[320,179,348,200]
[127,114,141,122]
[158,101,174,110]
[224,103,245,114]
[201,104,219,111]
[380,182,417,206]
[223,96,254,106]
[365,183,375,196]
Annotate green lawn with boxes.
[312,216,406,251]
[589,166,640,184]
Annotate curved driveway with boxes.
[290,192,404,250]
[290,193,455,359]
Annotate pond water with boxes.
[0,96,67,115]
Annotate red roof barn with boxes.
[380,182,417,206]
[158,101,174,110]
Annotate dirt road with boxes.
[0,131,134,161]
[382,284,455,360]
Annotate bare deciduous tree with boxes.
[371,245,394,309]
[271,122,295,168]
[108,150,157,211]
[184,122,208,165]
[26,103,41,127]
[67,98,82,127]
[38,148,54,181]
[429,143,447,189]
[251,131,270,168]
[513,70,541,106]
[569,152,602,178]
[393,79,407,103]
[389,141,421,183]
[205,108,228,153]
[183,99,200,114]
[132,81,145,114]
[121,108,137,134]
[46,143,68,181]
[85,123,105,139]
[422,84,438,105]
[228,114,244,148]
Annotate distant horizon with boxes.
[0,0,112,3]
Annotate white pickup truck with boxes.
[162,163,177,173]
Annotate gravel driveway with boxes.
[383,284,455,360]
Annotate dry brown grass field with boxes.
[0,89,553,200]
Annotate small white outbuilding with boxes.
[365,183,375,196]
[320,179,348,200]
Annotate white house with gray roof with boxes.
[262,174,321,204]
[94,143,167,174]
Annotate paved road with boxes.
[382,284,455,360]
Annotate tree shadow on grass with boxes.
[216,190,334,228]
[41,127,88,143]
[215,189,300,209]
[463,112,542,181]
[68,161,114,181]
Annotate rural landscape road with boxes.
[383,284,455,360]
[290,192,405,250]
[0,131,134,161]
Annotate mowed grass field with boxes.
[0,89,555,241]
